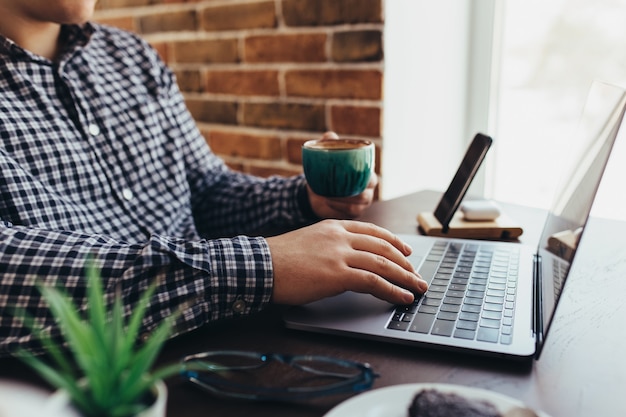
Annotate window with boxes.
[384,1,626,209]
[489,0,626,208]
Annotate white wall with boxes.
[382,1,495,200]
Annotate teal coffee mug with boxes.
[302,138,374,197]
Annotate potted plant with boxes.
[14,261,182,417]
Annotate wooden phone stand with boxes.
[417,211,523,240]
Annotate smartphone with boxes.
[433,133,493,233]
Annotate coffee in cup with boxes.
[302,138,374,197]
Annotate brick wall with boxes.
[94,0,384,185]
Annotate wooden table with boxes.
[2,190,626,416]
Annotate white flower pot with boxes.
[45,379,167,417]
[137,379,167,417]
[0,379,80,417]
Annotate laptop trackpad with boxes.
[284,292,393,330]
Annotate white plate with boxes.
[324,383,550,417]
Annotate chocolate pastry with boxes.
[408,389,502,417]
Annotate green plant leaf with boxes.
[86,259,106,344]
[19,350,92,412]
[118,313,178,403]
[122,280,158,359]
[16,261,180,417]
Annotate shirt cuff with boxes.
[296,177,320,221]
[205,235,274,319]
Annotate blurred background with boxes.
[95,0,626,209]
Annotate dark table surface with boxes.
[2,190,626,417]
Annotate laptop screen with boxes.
[535,81,626,354]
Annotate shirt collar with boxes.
[0,22,96,63]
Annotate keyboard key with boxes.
[387,320,410,331]
[483,303,503,312]
[440,303,461,313]
[432,278,451,286]
[437,311,458,321]
[396,304,418,313]
[462,303,482,313]
[488,283,506,291]
[431,319,455,337]
[466,290,485,299]
[428,284,448,293]
[409,314,436,334]
[402,314,414,322]
[442,296,463,305]
[459,312,479,322]
[482,310,502,320]
[448,283,467,291]
[487,289,506,297]
[445,290,465,298]
[453,329,476,340]
[479,318,501,328]
[425,291,444,300]
[423,297,443,307]
[468,284,486,292]
[456,320,478,331]
[418,261,441,284]
[477,327,499,343]
[454,329,476,340]
[418,305,439,314]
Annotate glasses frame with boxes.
[180,350,379,401]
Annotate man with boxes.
[0,0,427,355]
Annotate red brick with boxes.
[248,165,302,178]
[283,0,382,26]
[185,99,238,125]
[138,10,197,34]
[286,137,310,164]
[224,161,245,172]
[285,69,382,99]
[204,71,280,96]
[331,105,381,137]
[94,15,136,32]
[175,69,204,93]
[200,1,276,31]
[169,39,239,64]
[242,103,326,131]
[332,30,383,62]
[97,0,150,8]
[245,33,326,63]
[205,130,282,160]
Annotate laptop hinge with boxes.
[533,254,544,358]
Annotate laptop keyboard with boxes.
[387,241,519,345]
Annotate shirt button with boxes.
[122,188,133,201]
[232,299,247,314]
[88,124,100,136]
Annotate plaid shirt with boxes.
[0,23,313,355]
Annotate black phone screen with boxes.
[433,133,493,232]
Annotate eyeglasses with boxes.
[180,350,379,401]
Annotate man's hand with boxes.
[267,220,428,305]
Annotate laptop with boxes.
[284,81,626,361]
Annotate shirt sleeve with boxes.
[155,52,318,238]
[0,25,318,357]
[0,220,273,356]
